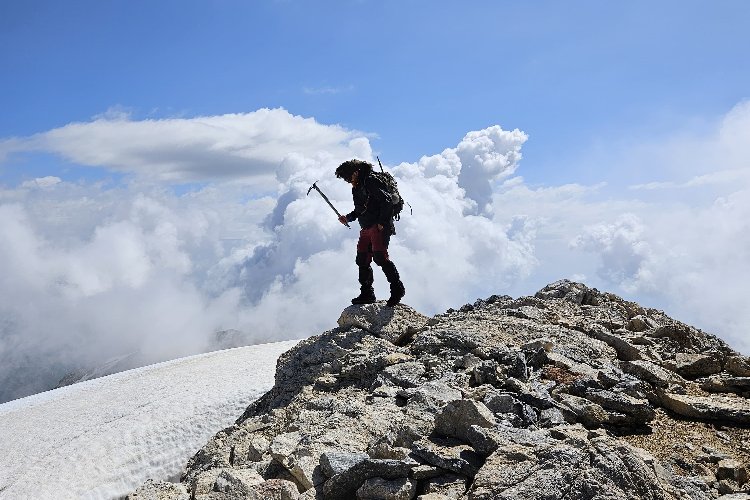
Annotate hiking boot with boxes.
[386,283,405,307]
[351,289,376,305]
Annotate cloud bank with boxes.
[1,103,750,402]
[0,108,369,184]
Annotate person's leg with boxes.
[370,227,405,307]
[352,230,375,304]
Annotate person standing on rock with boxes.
[336,159,406,307]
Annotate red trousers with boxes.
[356,225,389,264]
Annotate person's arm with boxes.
[340,210,357,225]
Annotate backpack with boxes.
[369,169,406,221]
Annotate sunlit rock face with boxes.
[130,281,750,500]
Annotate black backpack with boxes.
[369,169,406,221]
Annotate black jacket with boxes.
[345,172,394,232]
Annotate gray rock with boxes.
[434,399,496,442]
[620,359,681,388]
[126,479,189,500]
[214,468,265,493]
[323,459,412,500]
[702,375,750,395]
[410,464,443,480]
[420,473,468,498]
[658,391,750,424]
[382,361,426,388]
[545,351,599,377]
[411,437,483,477]
[130,282,750,500]
[717,459,749,484]
[627,315,656,332]
[717,494,750,500]
[468,438,666,500]
[338,303,429,344]
[357,477,416,500]
[726,356,750,377]
[320,451,369,478]
[555,393,610,427]
[588,327,646,362]
[585,388,656,425]
[482,392,515,414]
[673,353,723,378]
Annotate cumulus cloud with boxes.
[566,101,750,353]
[455,125,528,215]
[0,117,539,403]
[2,101,750,403]
[222,124,538,324]
[571,214,653,292]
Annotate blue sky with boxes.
[2,1,750,401]
[2,1,748,185]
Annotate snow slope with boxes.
[0,340,300,500]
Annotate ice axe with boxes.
[307,181,350,228]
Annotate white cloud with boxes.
[0,119,539,403]
[455,125,528,215]
[21,176,62,189]
[2,102,750,404]
[0,108,367,184]
[571,214,653,292]
[564,101,750,353]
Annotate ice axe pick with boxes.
[307,181,350,228]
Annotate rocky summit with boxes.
[129,280,750,500]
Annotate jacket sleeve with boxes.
[366,177,393,226]
[345,210,357,222]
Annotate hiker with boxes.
[335,159,406,307]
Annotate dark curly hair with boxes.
[335,159,373,182]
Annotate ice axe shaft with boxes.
[307,181,350,228]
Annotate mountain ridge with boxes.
[129,280,750,500]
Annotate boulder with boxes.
[555,393,610,427]
[126,479,189,500]
[434,399,496,442]
[726,356,750,377]
[320,451,369,478]
[620,359,681,388]
[420,473,468,498]
[672,353,723,378]
[627,315,656,332]
[584,389,656,425]
[241,479,300,500]
[702,375,750,395]
[588,328,646,362]
[716,459,748,485]
[468,438,666,500]
[357,477,417,500]
[323,459,412,500]
[214,468,264,493]
[658,391,750,424]
[411,437,483,477]
[338,303,429,344]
